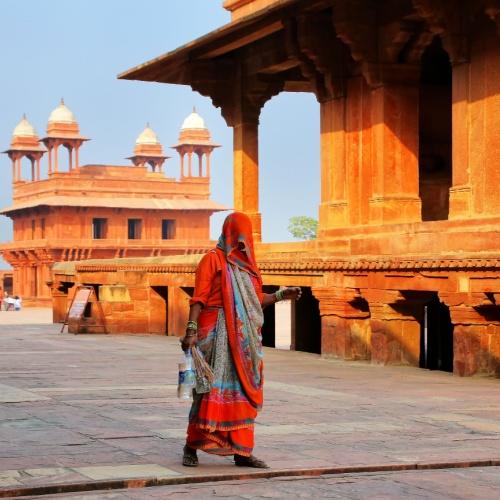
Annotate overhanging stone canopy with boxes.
[119,0,500,122]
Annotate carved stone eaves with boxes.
[332,0,422,86]
[485,1,500,35]
[412,0,471,63]
[295,13,350,101]
[190,60,237,126]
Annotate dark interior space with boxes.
[293,287,321,354]
[419,293,454,372]
[419,36,452,221]
[152,286,169,334]
[262,285,279,347]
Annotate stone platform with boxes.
[1,311,500,497]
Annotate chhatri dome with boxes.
[48,99,77,124]
[12,115,37,138]
[136,124,161,145]
[181,108,206,130]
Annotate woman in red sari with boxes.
[181,212,301,468]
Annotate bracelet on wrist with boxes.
[186,320,198,331]
[275,289,285,302]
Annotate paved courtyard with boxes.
[1,309,500,498]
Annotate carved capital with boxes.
[312,287,369,318]
[485,1,500,35]
[412,0,471,63]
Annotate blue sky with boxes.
[0,0,319,269]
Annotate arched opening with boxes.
[259,93,320,242]
[419,36,452,221]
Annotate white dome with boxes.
[181,109,206,130]
[13,115,37,137]
[48,99,76,123]
[136,124,160,145]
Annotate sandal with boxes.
[234,454,269,468]
[182,445,199,467]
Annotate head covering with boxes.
[216,212,260,279]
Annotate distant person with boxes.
[2,291,8,311]
[14,296,22,311]
[5,295,15,311]
[180,212,301,468]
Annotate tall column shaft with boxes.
[233,118,261,241]
[369,83,421,224]
[450,31,500,219]
[319,97,349,233]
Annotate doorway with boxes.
[293,287,321,354]
[420,294,454,372]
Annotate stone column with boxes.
[367,290,422,366]
[206,151,211,178]
[442,292,500,377]
[36,158,41,181]
[233,114,261,241]
[368,73,422,225]
[319,96,349,233]
[180,152,185,178]
[313,287,371,359]
[449,29,500,219]
[187,150,193,177]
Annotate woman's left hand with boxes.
[282,287,302,301]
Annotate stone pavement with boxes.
[40,467,500,499]
[1,310,500,498]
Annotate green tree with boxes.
[288,216,318,240]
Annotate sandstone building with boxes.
[0,102,225,306]
[53,0,499,378]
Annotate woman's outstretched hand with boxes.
[181,329,198,351]
[282,287,302,301]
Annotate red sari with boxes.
[186,212,264,457]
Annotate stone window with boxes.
[40,218,45,239]
[128,218,142,240]
[92,218,108,239]
[161,219,175,240]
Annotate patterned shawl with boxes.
[216,212,264,409]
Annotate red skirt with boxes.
[186,307,255,457]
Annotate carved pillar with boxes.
[313,287,371,359]
[366,290,423,366]
[233,112,261,241]
[368,71,422,225]
[319,97,349,232]
[450,24,500,219]
[441,292,500,377]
